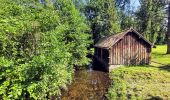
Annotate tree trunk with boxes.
[167,3,170,54]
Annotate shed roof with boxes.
[94,28,153,49]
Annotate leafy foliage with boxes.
[136,0,166,44]
[84,0,121,42]
[0,0,91,99]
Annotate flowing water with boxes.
[59,68,110,100]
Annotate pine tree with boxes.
[136,0,165,44]
[84,0,120,43]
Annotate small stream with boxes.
[59,68,110,100]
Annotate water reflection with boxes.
[60,69,110,100]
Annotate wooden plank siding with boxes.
[94,29,152,71]
[110,32,151,65]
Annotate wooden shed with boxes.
[94,28,153,71]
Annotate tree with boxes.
[74,0,132,42]
[114,0,136,30]
[0,0,91,99]
[84,0,120,43]
[54,0,92,66]
[115,0,130,9]
[167,2,170,54]
[136,0,166,44]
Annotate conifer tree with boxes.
[84,0,120,43]
[136,0,165,44]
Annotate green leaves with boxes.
[84,0,121,42]
[0,0,91,99]
[136,0,166,44]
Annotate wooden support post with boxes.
[108,48,111,65]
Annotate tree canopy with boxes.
[0,0,91,99]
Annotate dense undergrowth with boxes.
[107,45,170,100]
[0,0,91,99]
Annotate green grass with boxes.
[107,45,170,100]
[152,45,170,66]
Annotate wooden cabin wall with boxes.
[111,32,151,65]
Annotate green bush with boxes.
[0,0,91,99]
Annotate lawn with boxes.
[151,45,170,66]
[107,45,170,100]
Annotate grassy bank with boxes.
[107,45,170,100]
[152,45,170,66]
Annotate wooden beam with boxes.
[108,48,111,65]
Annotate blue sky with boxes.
[131,0,140,10]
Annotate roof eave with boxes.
[94,46,110,49]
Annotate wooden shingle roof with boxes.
[94,28,153,49]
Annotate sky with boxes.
[131,0,140,11]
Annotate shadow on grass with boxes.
[150,61,170,72]
[158,65,170,72]
[152,52,168,56]
[147,96,163,100]
[126,61,170,72]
